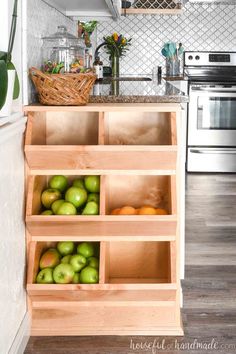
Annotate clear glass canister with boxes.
[42,26,85,73]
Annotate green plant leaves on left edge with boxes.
[0,60,8,110]
[7,61,20,99]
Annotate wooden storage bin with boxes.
[26,175,102,216]
[104,111,175,146]
[27,111,99,145]
[104,241,174,285]
[105,175,175,215]
[27,241,103,295]
[25,109,177,173]
[24,104,183,336]
[26,175,177,239]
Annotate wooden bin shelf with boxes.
[26,175,177,239]
[25,110,177,173]
[27,240,181,336]
[27,240,176,296]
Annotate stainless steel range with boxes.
[184,51,236,172]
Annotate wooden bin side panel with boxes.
[26,175,47,216]
[25,112,47,145]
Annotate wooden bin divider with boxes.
[99,241,109,284]
[98,112,105,145]
[99,175,106,215]
[170,112,177,146]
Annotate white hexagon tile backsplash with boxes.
[96,3,236,75]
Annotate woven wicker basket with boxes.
[29,67,96,106]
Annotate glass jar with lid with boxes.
[42,26,85,73]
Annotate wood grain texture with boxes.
[25,146,177,172]
[25,174,236,353]
[24,103,182,113]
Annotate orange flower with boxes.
[113,32,119,41]
[121,38,126,45]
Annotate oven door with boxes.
[188,84,236,146]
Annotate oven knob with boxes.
[188,55,193,60]
[195,55,200,60]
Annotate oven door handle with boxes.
[191,87,236,93]
[190,148,236,154]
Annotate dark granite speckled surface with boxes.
[89,78,188,104]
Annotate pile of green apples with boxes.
[36,241,99,284]
[41,175,100,215]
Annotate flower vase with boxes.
[111,55,120,78]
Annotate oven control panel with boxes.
[209,54,230,63]
[184,51,236,66]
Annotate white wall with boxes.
[0,1,28,353]
[25,0,77,103]
[0,119,27,354]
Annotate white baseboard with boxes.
[8,312,30,354]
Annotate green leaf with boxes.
[7,61,20,99]
[0,60,8,109]
[0,51,7,61]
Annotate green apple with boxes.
[87,256,99,270]
[41,210,53,215]
[87,193,100,203]
[57,241,75,256]
[41,188,62,209]
[70,254,87,272]
[39,248,61,269]
[36,268,54,284]
[61,255,72,264]
[49,175,68,192]
[73,178,85,189]
[51,199,64,214]
[80,266,99,284]
[65,187,87,208]
[77,242,95,258]
[84,176,100,193]
[56,202,77,215]
[72,272,80,284]
[53,263,74,284]
[82,201,99,215]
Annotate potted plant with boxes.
[0,0,20,117]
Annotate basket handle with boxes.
[29,67,54,81]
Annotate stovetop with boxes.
[184,51,236,82]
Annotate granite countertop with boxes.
[89,77,188,104]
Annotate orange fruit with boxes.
[110,208,121,215]
[138,206,156,215]
[156,208,168,215]
[118,206,137,215]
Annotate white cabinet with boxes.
[43,0,121,19]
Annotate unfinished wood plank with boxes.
[170,112,177,145]
[99,241,107,284]
[24,146,177,172]
[24,103,182,113]
[98,112,105,145]
[31,305,181,336]
[26,217,177,238]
